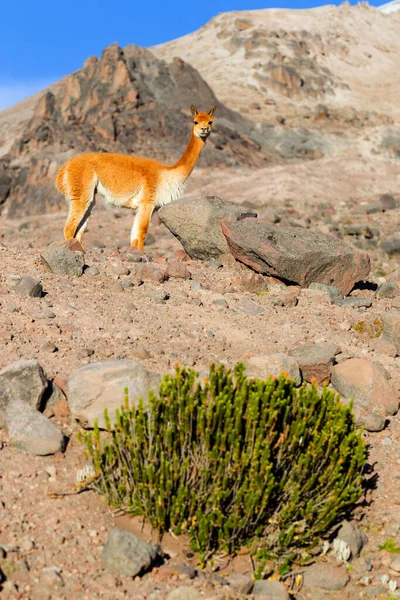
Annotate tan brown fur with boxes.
[56,106,216,249]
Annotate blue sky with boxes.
[0,0,385,110]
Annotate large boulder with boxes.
[158,196,257,260]
[221,218,370,295]
[66,360,161,428]
[331,358,398,416]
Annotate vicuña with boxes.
[56,105,216,250]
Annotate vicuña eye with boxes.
[194,121,198,125]
[208,121,213,125]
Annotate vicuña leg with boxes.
[63,163,97,244]
[131,202,154,251]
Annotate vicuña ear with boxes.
[208,106,216,118]
[191,105,198,118]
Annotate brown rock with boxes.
[288,343,339,383]
[139,263,168,283]
[331,358,398,416]
[303,563,349,591]
[221,218,370,295]
[166,261,191,279]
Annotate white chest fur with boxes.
[154,171,187,209]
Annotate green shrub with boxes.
[79,364,366,566]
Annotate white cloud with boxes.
[0,79,59,111]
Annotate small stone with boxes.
[40,342,58,353]
[352,405,386,432]
[226,572,253,594]
[112,265,130,276]
[376,281,400,299]
[340,297,372,308]
[252,579,290,599]
[149,291,169,304]
[381,436,393,446]
[303,563,349,590]
[103,528,161,577]
[392,297,400,309]
[390,555,400,572]
[6,399,66,455]
[14,275,42,298]
[133,346,151,360]
[244,353,301,385]
[0,359,48,412]
[239,297,265,316]
[337,521,368,559]
[84,266,100,277]
[213,297,228,308]
[39,309,56,319]
[41,240,85,277]
[121,281,134,288]
[166,587,201,600]
[139,263,168,283]
[166,261,191,279]
[288,343,339,384]
[309,282,344,304]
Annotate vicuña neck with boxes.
[169,130,205,179]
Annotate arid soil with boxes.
[1,165,400,598]
[1,3,400,598]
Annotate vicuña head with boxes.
[56,105,216,251]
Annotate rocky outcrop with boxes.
[159,196,257,260]
[0,44,279,218]
[221,218,370,295]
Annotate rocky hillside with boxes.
[0,4,399,219]
[0,42,329,218]
[153,4,400,123]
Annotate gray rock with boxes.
[303,563,349,590]
[288,343,339,384]
[363,586,387,596]
[166,587,200,600]
[84,266,100,277]
[252,579,290,599]
[41,241,85,277]
[352,404,386,432]
[226,572,253,594]
[14,275,42,298]
[381,234,400,255]
[389,555,400,572]
[339,297,372,308]
[221,218,370,295]
[337,521,368,559]
[159,196,257,260]
[103,528,161,577]
[364,194,397,214]
[5,399,66,455]
[331,358,398,416]
[239,297,265,316]
[308,282,344,304]
[66,360,161,428]
[0,359,48,418]
[244,353,302,385]
[376,281,400,299]
[382,311,400,352]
